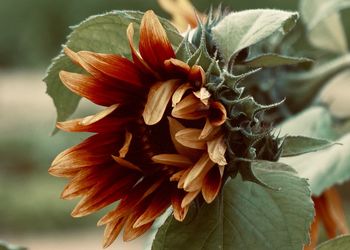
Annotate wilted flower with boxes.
[49,10,228,247]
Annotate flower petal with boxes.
[184,153,215,190]
[171,188,189,221]
[172,93,209,120]
[139,10,175,71]
[118,131,133,158]
[188,65,205,88]
[76,50,145,88]
[133,186,171,228]
[164,58,191,79]
[175,128,206,150]
[103,217,126,248]
[112,156,143,172]
[143,80,180,125]
[126,23,157,78]
[59,71,131,106]
[193,87,211,105]
[172,82,192,107]
[202,166,224,203]
[209,101,227,126]
[207,134,227,166]
[167,117,201,160]
[181,190,200,208]
[152,154,193,168]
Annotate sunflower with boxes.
[49,10,228,248]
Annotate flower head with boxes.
[49,10,227,247]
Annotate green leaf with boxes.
[152,161,313,250]
[279,106,350,195]
[300,0,349,53]
[316,235,350,250]
[0,241,26,250]
[242,54,313,68]
[44,10,183,132]
[281,136,335,157]
[212,9,298,63]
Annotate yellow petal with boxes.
[175,128,206,150]
[152,154,193,168]
[118,131,133,158]
[143,80,180,125]
[207,134,227,166]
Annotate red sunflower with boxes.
[49,10,227,248]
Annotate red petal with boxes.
[59,71,131,106]
[139,10,175,71]
[202,166,224,203]
[103,217,126,248]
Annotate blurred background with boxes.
[1,0,349,249]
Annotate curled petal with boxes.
[172,83,192,107]
[143,80,180,125]
[209,101,227,126]
[164,58,191,78]
[189,65,205,88]
[193,87,211,105]
[152,154,193,168]
[139,10,175,71]
[175,128,206,150]
[172,93,209,120]
[199,118,221,140]
[202,166,224,203]
[81,104,119,126]
[207,134,227,166]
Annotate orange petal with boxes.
[139,10,175,71]
[71,173,139,217]
[76,50,145,88]
[152,154,193,168]
[81,104,119,126]
[103,218,126,248]
[164,58,191,78]
[305,208,320,250]
[167,117,201,160]
[171,188,189,221]
[126,23,157,78]
[172,82,192,107]
[193,87,211,105]
[181,190,200,208]
[112,156,143,172]
[57,114,132,133]
[143,80,180,125]
[123,203,154,241]
[202,166,224,203]
[207,134,227,165]
[170,169,187,182]
[49,133,121,176]
[189,65,205,88]
[199,118,221,140]
[209,101,227,126]
[133,187,171,228]
[172,93,209,120]
[178,168,192,189]
[184,153,215,190]
[118,131,133,158]
[175,128,206,150]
